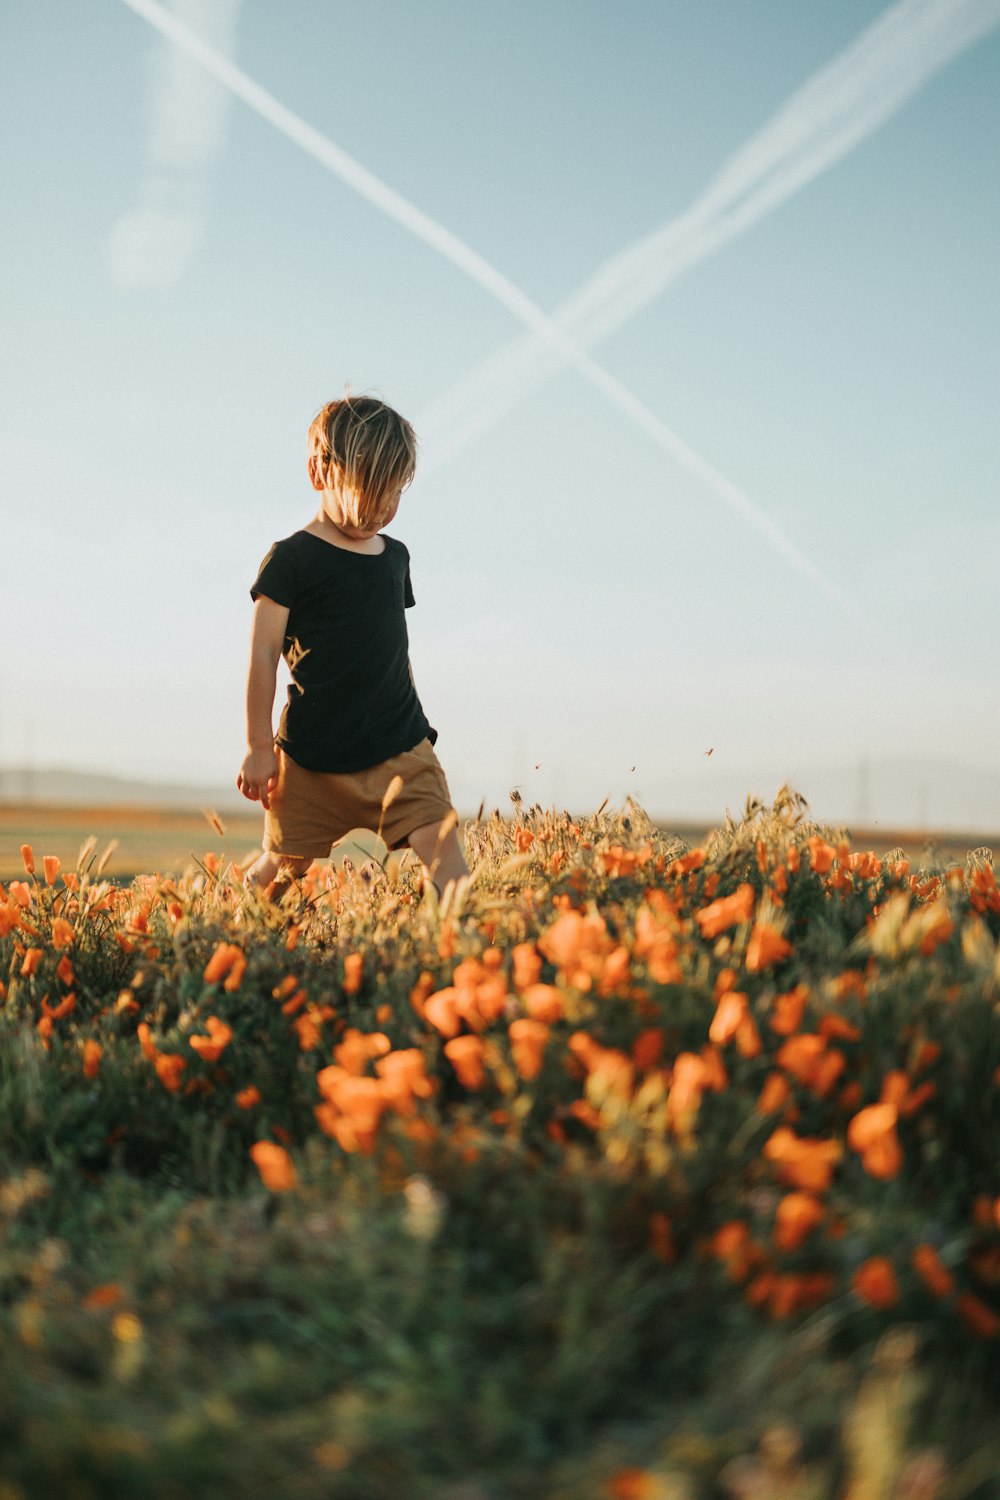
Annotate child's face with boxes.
[309,455,401,537]
[323,488,400,539]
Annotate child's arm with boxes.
[237,596,290,810]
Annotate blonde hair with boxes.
[307,395,417,530]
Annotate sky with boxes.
[3,0,1000,832]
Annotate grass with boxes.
[1,787,999,1498]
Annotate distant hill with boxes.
[0,766,247,812]
[2,754,998,841]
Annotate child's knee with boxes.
[249,851,310,890]
[406,817,463,867]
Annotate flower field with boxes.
[1,788,999,1498]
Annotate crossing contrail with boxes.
[111,0,243,287]
[113,0,997,624]
[417,0,1000,466]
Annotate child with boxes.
[238,394,470,901]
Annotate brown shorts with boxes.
[262,737,457,860]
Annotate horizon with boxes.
[3,749,999,839]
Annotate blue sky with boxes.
[3,0,999,829]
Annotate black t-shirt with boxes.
[249,529,438,773]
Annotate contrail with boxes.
[110,0,243,288]
[117,0,879,622]
[418,0,1000,466]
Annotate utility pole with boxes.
[24,719,34,803]
[856,754,871,827]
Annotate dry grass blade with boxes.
[202,808,227,837]
[376,775,406,841]
[95,840,119,876]
[434,809,459,846]
[76,835,98,871]
[495,852,535,881]
[380,775,405,811]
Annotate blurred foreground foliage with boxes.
[1,789,999,1498]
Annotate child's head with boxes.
[307,395,417,533]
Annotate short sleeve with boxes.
[404,561,415,609]
[250,540,297,607]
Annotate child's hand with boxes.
[237,747,279,809]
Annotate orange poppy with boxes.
[770,983,810,1035]
[807,837,835,874]
[81,1283,124,1310]
[757,1072,791,1115]
[852,1256,899,1308]
[250,1141,298,1192]
[710,1220,750,1259]
[773,1191,824,1251]
[153,1053,186,1092]
[649,1211,676,1264]
[779,1034,826,1078]
[42,993,76,1021]
[136,1022,157,1061]
[508,1019,550,1080]
[511,942,542,990]
[608,1468,656,1500]
[765,1270,836,1318]
[423,989,462,1039]
[847,1103,903,1180]
[50,917,75,950]
[917,901,954,957]
[203,942,243,985]
[566,1034,634,1097]
[20,844,35,876]
[7,882,32,910]
[455,974,510,1029]
[818,1013,861,1043]
[597,945,632,996]
[745,923,793,972]
[666,1052,710,1136]
[956,1293,1000,1340]
[407,970,435,1019]
[911,1244,953,1299]
[699,1043,729,1091]
[293,1011,327,1052]
[763,1127,842,1193]
[334,1029,391,1074]
[43,855,61,885]
[444,1034,487,1090]
[709,989,748,1045]
[315,1075,387,1153]
[280,987,307,1017]
[20,948,42,977]
[235,1085,261,1109]
[632,1028,664,1071]
[709,1220,764,1283]
[82,1039,102,1078]
[375,1049,435,1115]
[536,909,612,990]
[911,1039,942,1074]
[696,884,755,940]
[519,983,563,1023]
[188,1016,234,1063]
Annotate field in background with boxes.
[0,800,995,881]
[0,803,267,881]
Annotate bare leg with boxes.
[246,851,312,902]
[405,819,470,899]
